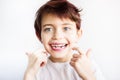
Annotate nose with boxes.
[52,29,64,40]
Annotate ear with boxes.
[77,29,82,39]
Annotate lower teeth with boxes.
[53,46,65,49]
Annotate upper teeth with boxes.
[51,44,66,47]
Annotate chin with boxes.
[51,53,67,58]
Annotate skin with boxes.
[24,14,96,80]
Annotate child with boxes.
[24,0,105,80]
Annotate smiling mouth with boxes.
[50,43,68,51]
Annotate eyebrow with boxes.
[42,23,74,28]
[42,24,53,28]
[62,23,73,26]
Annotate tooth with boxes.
[51,43,67,49]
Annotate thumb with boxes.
[86,49,92,58]
[25,52,32,57]
[26,52,29,56]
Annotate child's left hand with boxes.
[70,47,96,80]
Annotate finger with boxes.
[73,54,80,58]
[33,55,47,67]
[25,52,29,56]
[43,51,49,56]
[71,58,78,62]
[72,47,84,55]
[40,61,47,67]
[70,61,75,66]
[86,48,92,58]
[33,49,48,57]
[25,52,32,57]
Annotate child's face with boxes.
[41,14,82,62]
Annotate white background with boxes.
[0,0,120,80]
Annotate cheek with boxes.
[68,36,78,48]
[67,33,78,43]
[41,33,49,44]
[41,36,50,51]
[66,29,79,42]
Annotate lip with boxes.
[49,43,68,52]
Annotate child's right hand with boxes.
[24,49,48,80]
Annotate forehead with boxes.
[41,14,76,26]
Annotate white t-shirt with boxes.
[35,58,105,80]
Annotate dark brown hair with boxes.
[34,0,82,40]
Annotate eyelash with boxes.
[43,28,52,32]
[64,27,71,31]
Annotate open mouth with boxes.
[50,43,68,51]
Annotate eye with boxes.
[44,28,52,32]
[64,27,71,31]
